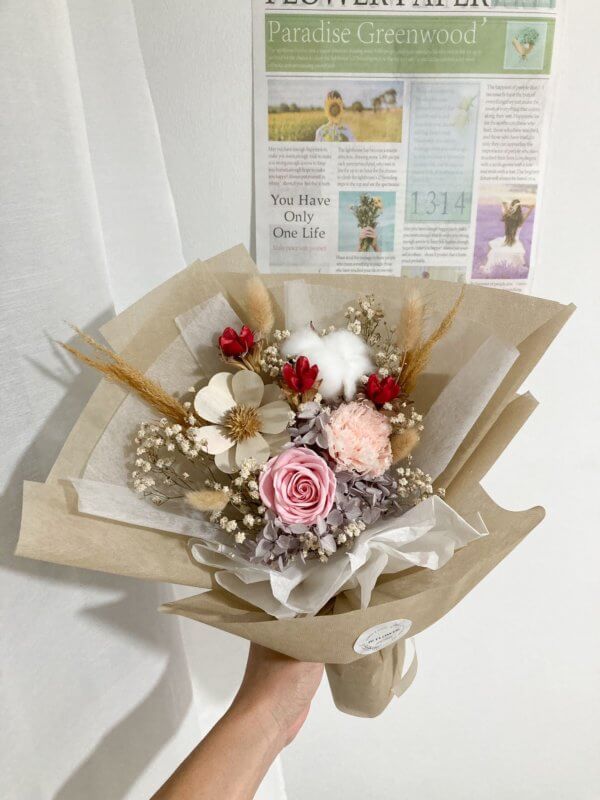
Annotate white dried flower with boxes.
[191,372,290,474]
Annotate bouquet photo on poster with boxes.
[253,0,560,292]
[17,246,574,716]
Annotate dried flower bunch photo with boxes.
[339,191,397,254]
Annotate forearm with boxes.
[152,644,323,800]
[152,701,281,800]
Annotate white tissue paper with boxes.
[189,495,487,619]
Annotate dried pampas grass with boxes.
[390,428,420,463]
[60,327,189,426]
[245,276,274,337]
[400,286,465,394]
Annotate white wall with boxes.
[2,2,597,798]
[132,2,600,798]
[132,0,255,266]
[0,4,196,799]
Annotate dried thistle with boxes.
[186,490,229,513]
[401,286,465,394]
[390,428,420,463]
[60,327,189,426]
[245,277,274,337]
[397,290,424,353]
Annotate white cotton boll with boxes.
[323,330,374,400]
[282,328,322,361]
[282,327,374,401]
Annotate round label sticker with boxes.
[353,619,412,655]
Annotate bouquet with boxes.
[350,194,382,252]
[513,26,540,60]
[17,246,573,717]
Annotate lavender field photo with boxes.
[472,185,537,280]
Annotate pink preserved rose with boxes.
[259,447,336,526]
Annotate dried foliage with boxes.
[390,428,420,463]
[186,490,229,513]
[400,286,465,394]
[245,277,275,337]
[396,290,424,353]
[60,327,189,426]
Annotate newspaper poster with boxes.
[252,0,560,292]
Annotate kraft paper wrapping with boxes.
[326,641,419,718]
[16,245,574,717]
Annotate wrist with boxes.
[226,694,286,756]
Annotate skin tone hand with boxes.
[359,227,380,252]
[152,644,324,800]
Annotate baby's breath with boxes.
[259,343,285,378]
[129,417,217,506]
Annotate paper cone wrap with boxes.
[16,245,574,717]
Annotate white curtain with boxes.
[0,2,284,797]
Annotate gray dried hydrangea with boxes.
[334,470,400,525]
[250,469,404,570]
[248,400,434,571]
[246,516,312,572]
[288,401,331,448]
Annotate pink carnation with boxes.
[259,447,336,526]
[326,402,392,479]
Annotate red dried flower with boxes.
[282,356,319,393]
[218,326,255,358]
[365,374,400,406]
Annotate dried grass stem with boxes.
[60,327,189,426]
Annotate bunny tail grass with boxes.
[185,490,229,513]
[245,276,275,337]
[397,290,424,353]
[390,428,420,463]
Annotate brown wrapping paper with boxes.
[16,245,574,717]
[326,640,418,718]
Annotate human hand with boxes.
[359,226,376,241]
[231,643,324,749]
[152,645,323,800]
[358,227,379,252]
